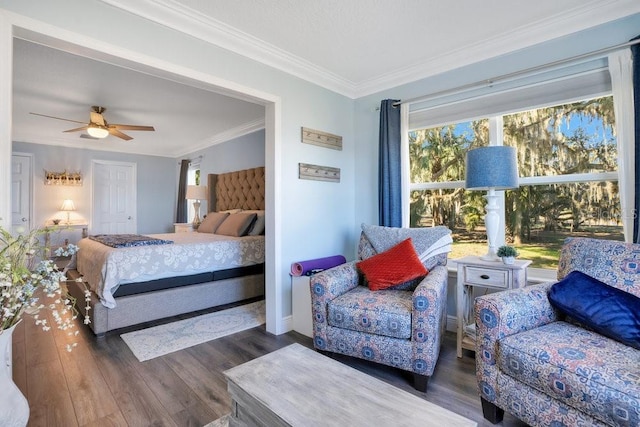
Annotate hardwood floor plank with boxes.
[27,359,78,427]
[16,304,529,427]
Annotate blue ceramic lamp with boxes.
[465,146,519,261]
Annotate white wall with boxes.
[0,0,356,333]
[182,129,266,215]
[13,141,177,234]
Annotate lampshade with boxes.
[60,199,76,211]
[185,185,208,201]
[465,146,518,190]
[87,125,109,138]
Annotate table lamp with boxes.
[185,185,208,228]
[465,146,518,261]
[60,199,76,225]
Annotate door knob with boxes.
[128,216,132,220]
[21,217,27,222]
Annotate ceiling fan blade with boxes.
[63,125,89,133]
[90,111,105,126]
[30,112,86,125]
[110,124,155,131]
[109,128,133,141]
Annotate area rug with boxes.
[121,300,265,362]
[203,414,229,427]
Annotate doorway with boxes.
[11,152,32,233]
[1,23,283,334]
[92,160,137,234]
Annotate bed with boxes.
[66,166,266,336]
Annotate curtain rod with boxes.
[393,37,640,108]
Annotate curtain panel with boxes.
[378,99,402,227]
[176,159,189,223]
[632,36,640,243]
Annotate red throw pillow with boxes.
[356,238,428,291]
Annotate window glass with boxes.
[409,96,623,269]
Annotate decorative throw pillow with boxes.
[197,212,229,233]
[356,238,428,291]
[244,210,265,235]
[215,212,257,237]
[549,270,640,350]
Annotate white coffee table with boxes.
[224,343,476,427]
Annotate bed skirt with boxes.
[65,271,265,336]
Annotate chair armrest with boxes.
[310,261,359,305]
[309,261,359,348]
[410,265,449,375]
[475,281,560,404]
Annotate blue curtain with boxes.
[378,99,402,227]
[176,159,189,223]
[631,37,640,243]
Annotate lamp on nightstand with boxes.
[60,199,76,225]
[185,185,208,228]
[465,146,518,261]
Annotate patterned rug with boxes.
[121,300,265,362]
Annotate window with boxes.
[408,96,623,268]
[187,160,201,221]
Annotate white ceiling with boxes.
[11,0,640,157]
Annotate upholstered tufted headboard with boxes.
[207,166,265,212]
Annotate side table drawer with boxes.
[464,266,510,289]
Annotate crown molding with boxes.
[100,0,640,99]
[99,0,357,98]
[173,117,266,157]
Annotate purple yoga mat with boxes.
[291,255,346,276]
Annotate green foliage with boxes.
[410,96,619,246]
[496,245,518,257]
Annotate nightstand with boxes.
[456,255,531,358]
[174,223,195,233]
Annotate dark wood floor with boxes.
[11,302,528,427]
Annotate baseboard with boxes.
[282,315,293,334]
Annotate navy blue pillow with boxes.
[549,270,640,350]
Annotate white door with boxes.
[92,161,136,234]
[11,154,32,233]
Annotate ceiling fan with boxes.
[30,106,155,141]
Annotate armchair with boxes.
[475,237,640,426]
[310,224,452,392]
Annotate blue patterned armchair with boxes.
[310,224,452,392]
[475,237,640,426]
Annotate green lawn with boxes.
[448,226,623,269]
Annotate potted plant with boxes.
[496,245,518,265]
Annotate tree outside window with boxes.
[409,96,623,268]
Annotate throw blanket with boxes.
[361,223,452,262]
[89,234,174,248]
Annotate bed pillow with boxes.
[356,238,428,291]
[197,212,229,233]
[215,212,257,237]
[244,210,265,235]
[219,208,243,214]
[549,270,640,350]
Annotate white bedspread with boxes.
[77,232,265,309]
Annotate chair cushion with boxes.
[498,321,640,426]
[356,238,427,291]
[327,286,413,339]
[549,270,640,350]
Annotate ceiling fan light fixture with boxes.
[87,125,109,138]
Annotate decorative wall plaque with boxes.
[299,163,340,183]
[301,127,342,150]
[44,170,82,186]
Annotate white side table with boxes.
[291,275,313,338]
[456,255,531,358]
[174,222,195,233]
